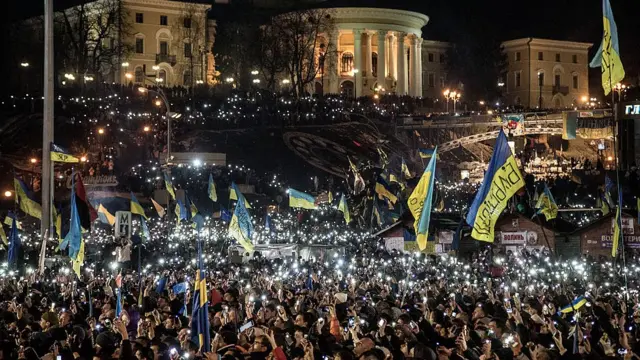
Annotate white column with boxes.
[390,35,396,80]
[417,38,423,97]
[353,29,363,97]
[328,30,339,94]
[377,30,386,88]
[365,31,373,79]
[396,32,406,95]
[410,35,420,96]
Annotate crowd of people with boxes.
[0,224,638,360]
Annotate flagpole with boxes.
[610,67,629,298]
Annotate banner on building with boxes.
[500,114,525,136]
[563,110,614,140]
[611,217,634,234]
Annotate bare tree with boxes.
[263,8,336,98]
[56,0,132,83]
[173,3,207,91]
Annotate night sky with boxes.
[6,0,640,85]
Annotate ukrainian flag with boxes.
[375,177,398,204]
[228,189,254,252]
[14,178,42,220]
[612,192,622,258]
[190,238,211,352]
[418,148,438,159]
[288,189,317,210]
[230,183,251,209]
[0,223,6,246]
[408,147,437,251]
[97,204,116,226]
[208,174,217,202]
[535,184,558,221]
[466,130,524,242]
[401,158,412,179]
[175,200,188,222]
[164,172,176,201]
[338,194,351,224]
[589,0,625,95]
[60,175,83,262]
[50,143,80,163]
[130,192,147,219]
[557,296,588,314]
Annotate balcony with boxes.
[552,85,569,96]
[156,54,176,66]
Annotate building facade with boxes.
[421,40,450,99]
[315,7,429,97]
[120,0,215,87]
[501,38,592,109]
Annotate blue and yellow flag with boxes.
[338,194,351,224]
[191,232,211,352]
[164,172,176,201]
[535,184,558,221]
[208,174,217,202]
[418,148,438,159]
[229,190,254,252]
[600,195,610,215]
[230,183,252,209]
[7,218,20,266]
[97,204,116,226]
[130,192,147,219]
[557,296,588,314]
[612,192,622,258]
[375,177,398,204]
[0,223,6,246]
[60,174,82,261]
[401,158,412,179]
[50,143,80,163]
[175,200,188,222]
[14,178,42,220]
[408,147,437,251]
[589,0,625,95]
[288,189,317,210]
[140,217,150,241]
[466,130,524,242]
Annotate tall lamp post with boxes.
[443,89,462,113]
[537,71,543,109]
[138,84,179,166]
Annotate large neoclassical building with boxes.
[316,7,429,98]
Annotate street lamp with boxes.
[143,125,151,132]
[537,71,543,109]
[4,191,12,198]
[251,70,259,75]
[353,69,359,101]
[138,86,177,165]
[98,128,105,135]
[20,62,29,68]
[30,158,37,164]
[443,89,450,112]
[125,73,133,80]
[225,77,234,83]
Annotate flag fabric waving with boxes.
[74,173,97,229]
[151,198,165,218]
[288,189,317,210]
[466,130,525,242]
[50,143,80,163]
[7,218,20,266]
[401,158,412,179]
[97,204,116,226]
[191,229,211,352]
[408,147,438,251]
[338,194,351,224]
[130,192,147,219]
[230,183,252,209]
[60,173,83,264]
[612,192,622,258]
[208,174,217,202]
[375,177,398,204]
[557,296,588,314]
[535,184,558,221]
[228,189,254,252]
[164,172,176,201]
[14,178,42,220]
[590,0,625,95]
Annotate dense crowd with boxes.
[1,225,638,360]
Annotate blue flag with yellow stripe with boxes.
[590,0,625,95]
[408,147,437,251]
[466,130,525,242]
